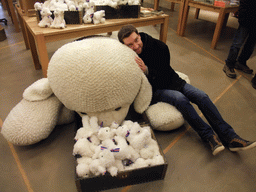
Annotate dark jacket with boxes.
[238,0,256,28]
[138,32,186,94]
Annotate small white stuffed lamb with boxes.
[38,7,53,28]
[50,8,66,29]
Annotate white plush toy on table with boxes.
[50,8,66,29]
[66,0,84,11]
[38,7,53,28]
[34,2,43,11]
[93,10,105,24]
[104,0,118,8]
[128,0,140,5]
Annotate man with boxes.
[223,0,256,89]
[118,24,256,155]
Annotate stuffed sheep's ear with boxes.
[23,78,53,101]
[133,74,152,114]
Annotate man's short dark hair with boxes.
[118,24,139,44]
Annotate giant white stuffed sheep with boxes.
[1,37,152,145]
[1,36,189,146]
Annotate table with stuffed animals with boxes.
[15,4,169,77]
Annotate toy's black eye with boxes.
[74,154,82,158]
[115,107,121,111]
[80,112,87,115]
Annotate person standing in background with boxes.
[223,0,256,89]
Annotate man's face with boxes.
[123,32,143,54]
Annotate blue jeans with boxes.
[154,83,237,143]
[226,24,256,67]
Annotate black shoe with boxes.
[228,136,256,151]
[235,62,253,74]
[207,135,225,155]
[223,64,237,78]
[252,75,256,89]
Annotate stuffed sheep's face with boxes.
[47,37,152,127]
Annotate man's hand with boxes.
[135,56,147,73]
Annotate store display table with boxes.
[154,0,184,34]
[179,0,238,49]
[16,5,169,77]
[154,0,238,49]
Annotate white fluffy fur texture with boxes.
[1,96,62,145]
[145,71,190,131]
[47,37,152,114]
[23,78,53,101]
[146,102,185,131]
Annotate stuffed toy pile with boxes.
[74,116,165,178]
[34,0,141,28]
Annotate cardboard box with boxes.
[74,114,168,192]
[36,10,83,24]
[95,5,140,19]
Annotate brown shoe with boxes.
[228,136,256,151]
[208,135,225,155]
[223,64,237,78]
[235,62,253,74]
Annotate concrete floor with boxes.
[1,1,256,192]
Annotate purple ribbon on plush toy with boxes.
[125,131,130,137]
[87,137,92,142]
[110,148,120,152]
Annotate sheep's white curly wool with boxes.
[47,37,152,113]
[1,96,62,145]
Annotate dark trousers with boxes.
[154,83,237,143]
[226,24,256,67]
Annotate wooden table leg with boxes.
[211,8,227,49]
[154,0,160,10]
[16,6,29,49]
[7,0,20,32]
[159,16,169,43]
[26,27,41,71]
[35,34,49,77]
[179,0,190,36]
[170,2,175,11]
[177,0,186,35]
[194,8,200,19]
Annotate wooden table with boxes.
[179,0,239,49]
[16,6,169,77]
[154,0,185,35]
